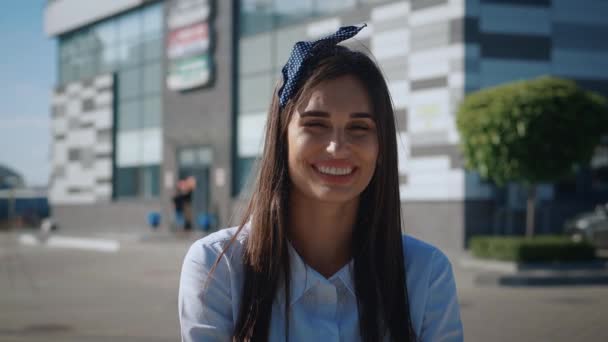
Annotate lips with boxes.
[315,165,354,176]
[311,160,357,185]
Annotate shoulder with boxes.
[179,227,248,339]
[401,234,455,297]
[401,235,462,339]
[183,226,249,270]
[402,234,451,270]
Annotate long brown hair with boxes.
[218,45,416,341]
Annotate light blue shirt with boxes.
[179,227,463,341]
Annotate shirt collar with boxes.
[280,240,356,307]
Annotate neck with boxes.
[288,191,358,278]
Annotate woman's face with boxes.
[287,74,379,205]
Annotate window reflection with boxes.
[143,5,163,39]
[118,100,141,131]
[274,0,313,27]
[143,97,162,128]
[119,11,141,43]
[315,0,356,14]
[94,21,118,49]
[118,42,143,69]
[240,0,273,36]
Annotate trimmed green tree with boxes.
[456,76,608,237]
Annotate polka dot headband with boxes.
[277,24,367,109]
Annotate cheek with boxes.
[289,131,320,163]
[358,136,379,167]
[287,127,310,171]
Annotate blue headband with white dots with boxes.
[277,24,367,109]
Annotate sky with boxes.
[0,1,55,186]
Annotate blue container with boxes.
[196,213,216,232]
[147,212,161,229]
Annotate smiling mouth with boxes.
[315,165,354,176]
[312,163,357,177]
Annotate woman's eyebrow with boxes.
[300,110,329,118]
[350,112,373,119]
[300,111,373,119]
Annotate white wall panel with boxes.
[94,159,112,179]
[238,112,267,158]
[371,28,410,60]
[371,2,410,22]
[410,0,465,26]
[117,131,141,167]
[387,80,410,110]
[141,128,162,165]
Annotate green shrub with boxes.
[469,235,596,263]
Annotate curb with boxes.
[475,271,608,287]
[459,254,608,287]
[18,233,120,253]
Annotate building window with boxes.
[115,165,160,198]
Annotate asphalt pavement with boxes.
[1,230,607,341]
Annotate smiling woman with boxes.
[178,25,463,342]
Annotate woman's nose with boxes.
[326,129,350,157]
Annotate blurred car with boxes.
[564,204,608,249]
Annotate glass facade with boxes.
[239,0,390,37]
[58,2,164,199]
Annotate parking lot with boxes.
[1,232,607,341]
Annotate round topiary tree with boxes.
[456,76,608,237]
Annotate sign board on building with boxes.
[166,0,215,91]
[167,22,210,59]
[167,54,212,90]
[168,0,211,30]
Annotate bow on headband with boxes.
[277,24,367,109]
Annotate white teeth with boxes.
[316,166,353,176]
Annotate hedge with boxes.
[469,235,596,263]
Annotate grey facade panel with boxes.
[480,33,551,60]
[410,144,464,169]
[82,98,95,112]
[53,201,161,233]
[52,104,65,117]
[411,76,448,91]
[68,148,81,161]
[411,0,449,11]
[402,201,466,253]
[394,108,408,131]
[411,20,451,52]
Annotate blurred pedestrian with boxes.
[181,176,196,231]
[172,182,185,230]
[179,24,463,341]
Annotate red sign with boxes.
[167,22,210,59]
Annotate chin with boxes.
[310,186,362,204]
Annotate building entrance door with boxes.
[177,146,212,230]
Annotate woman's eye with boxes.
[350,125,370,131]
[304,122,327,128]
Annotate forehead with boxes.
[297,75,372,115]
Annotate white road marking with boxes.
[18,234,119,253]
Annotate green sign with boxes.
[167,54,213,90]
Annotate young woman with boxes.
[179,25,463,342]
